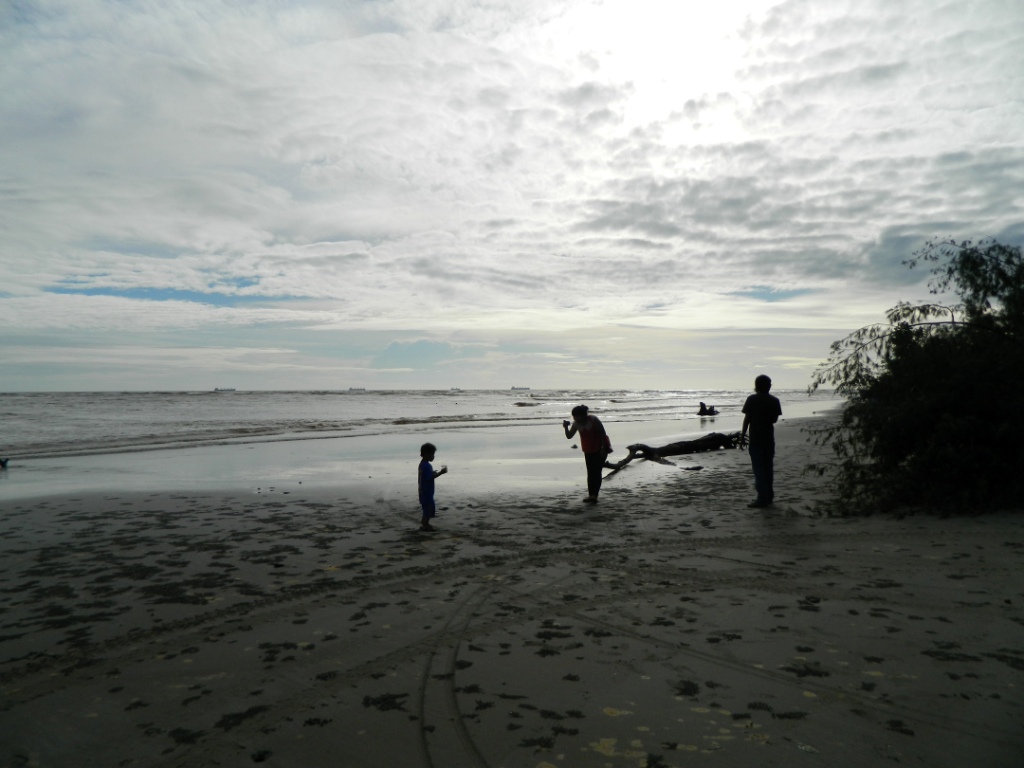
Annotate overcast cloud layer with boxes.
[2,0,1022,391]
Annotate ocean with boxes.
[0,389,841,500]
[2,389,840,458]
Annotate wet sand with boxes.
[1,416,1022,767]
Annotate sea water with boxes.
[0,389,841,500]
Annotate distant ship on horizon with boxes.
[213,387,236,392]
[511,386,530,391]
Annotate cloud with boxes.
[1,0,1022,390]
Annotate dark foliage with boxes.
[809,238,1023,514]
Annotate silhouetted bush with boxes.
[810,238,1023,514]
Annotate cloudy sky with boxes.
[2,0,1022,391]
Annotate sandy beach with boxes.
[1,415,1022,767]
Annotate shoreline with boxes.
[2,413,1022,767]
[0,405,840,503]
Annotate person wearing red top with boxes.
[562,404,612,503]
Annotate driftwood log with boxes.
[603,431,743,479]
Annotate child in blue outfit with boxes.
[418,442,448,531]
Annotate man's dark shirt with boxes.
[742,391,782,444]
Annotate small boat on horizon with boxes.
[214,387,236,392]
[511,386,530,391]
[348,387,366,392]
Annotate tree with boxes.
[809,238,1024,513]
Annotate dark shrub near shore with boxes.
[810,238,1024,514]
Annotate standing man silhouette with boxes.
[740,375,782,508]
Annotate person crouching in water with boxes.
[418,442,448,531]
[563,405,612,504]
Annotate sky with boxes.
[2,0,1022,392]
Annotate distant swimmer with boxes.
[698,402,718,416]
[0,458,9,469]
